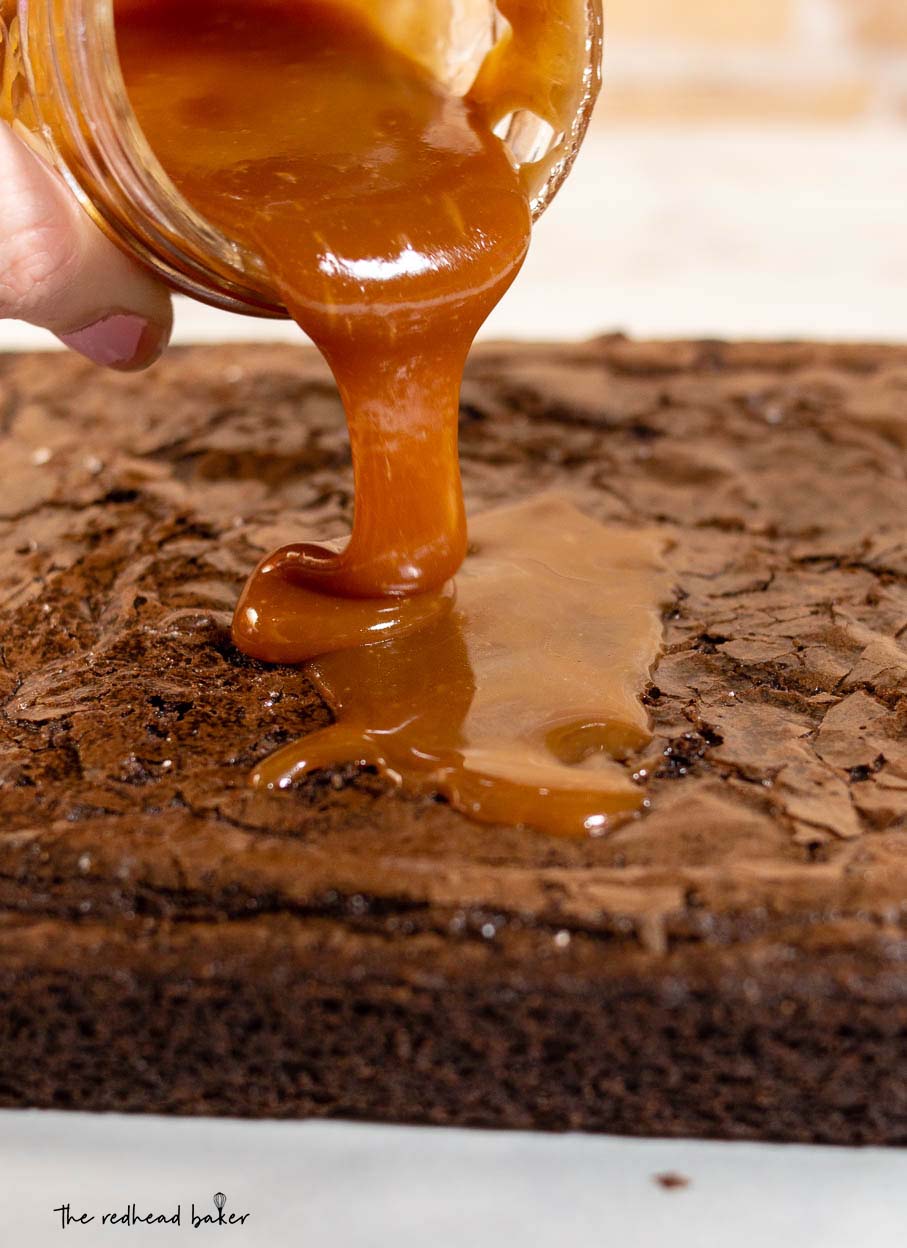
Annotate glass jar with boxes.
[0,0,603,318]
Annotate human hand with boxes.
[0,122,172,370]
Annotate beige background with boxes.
[598,0,907,124]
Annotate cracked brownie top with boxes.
[0,337,904,979]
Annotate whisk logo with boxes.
[191,1191,251,1229]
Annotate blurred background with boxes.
[598,0,907,126]
[527,0,907,344]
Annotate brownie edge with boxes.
[0,337,906,1142]
[4,921,907,1142]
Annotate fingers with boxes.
[0,122,173,370]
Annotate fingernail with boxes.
[60,313,168,372]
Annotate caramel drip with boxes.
[116,0,531,597]
[239,497,668,839]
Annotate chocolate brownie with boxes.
[0,338,905,1143]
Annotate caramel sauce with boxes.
[116,0,531,597]
[246,497,668,838]
[115,1,666,836]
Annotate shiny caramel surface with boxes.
[247,498,668,838]
[116,0,531,597]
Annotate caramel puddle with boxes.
[238,497,669,838]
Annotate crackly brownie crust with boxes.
[0,338,906,1141]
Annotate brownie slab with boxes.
[0,338,906,1142]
